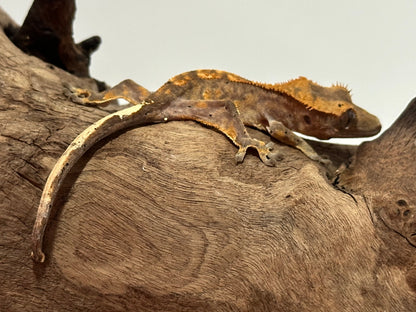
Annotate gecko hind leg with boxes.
[266,120,331,166]
[64,79,151,106]
[161,99,279,166]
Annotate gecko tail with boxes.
[31,104,146,262]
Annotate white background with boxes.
[3,1,416,143]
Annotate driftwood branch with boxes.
[10,0,101,78]
[0,3,415,311]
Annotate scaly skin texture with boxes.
[31,69,381,262]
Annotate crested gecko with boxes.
[31,69,381,262]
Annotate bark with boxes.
[1,6,416,312]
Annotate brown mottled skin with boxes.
[31,69,381,262]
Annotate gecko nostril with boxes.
[303,115,311,124]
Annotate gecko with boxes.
[31,69,381,262]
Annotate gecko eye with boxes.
[341,109,356,129]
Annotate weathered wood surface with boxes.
[1,7,416,311]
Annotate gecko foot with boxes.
[235,139,280,166]
[305,153,335,177]
[265,142,284,161]
[63,82,91,104]
[307,152,332,167]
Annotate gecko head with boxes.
[303,105,381,140]
[276,77,381,139]
[317,83,381,138]
[330,105,381,138]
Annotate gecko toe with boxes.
[259,147,280,166]
[265,142,284,161]
[235,147,248,164]
[265,141,276,149]
[261,154,277,166]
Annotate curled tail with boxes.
[31,103,146,262]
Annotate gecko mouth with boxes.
[351,112,381,137]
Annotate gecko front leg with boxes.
[266,120,331,165]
